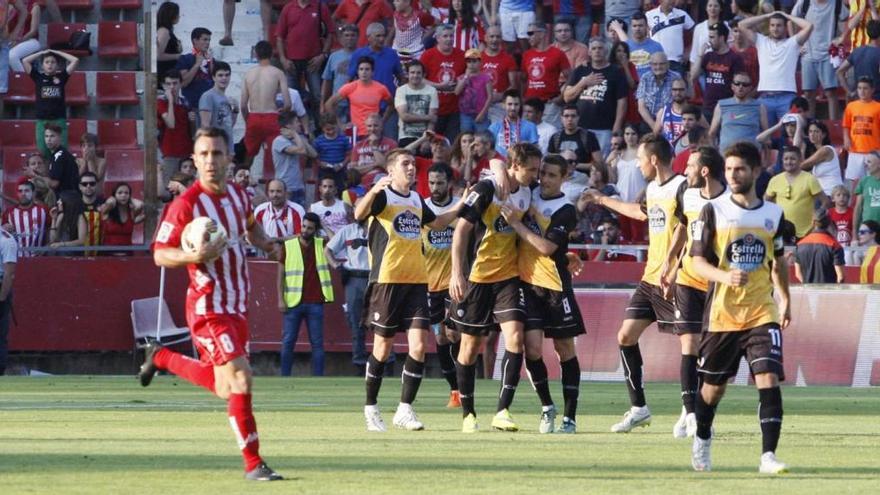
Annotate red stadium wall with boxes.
[9,258,880,386]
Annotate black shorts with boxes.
[673,284,707,335]
[698,324,785,385]
[523,283,586,339]
[362,283,430,337]
[624,281,676,332]
[448,277,525,336]
[427,289,450,326]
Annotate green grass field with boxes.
[1,376,878,494]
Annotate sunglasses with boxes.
[526,30,544,36]
[80,181,97,187]
[732,81,751,87]
[859,229,872,235]
[784,185,792,200]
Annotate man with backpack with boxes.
[547,104,604,173]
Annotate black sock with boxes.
[365,355,385,406]
[400,355,425,405]
[436,343,458,391]
[560,357,580,420]
[455,359,476,417]
[497,351,523,412]
[681,354,698,414]
[695,390,718,440]
[620,344,646,407]
[759,387,783,454]
[525,358,553,406]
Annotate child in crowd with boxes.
[314,113,353,192]
[455,48,493,133]
[829,185,855,263]
[21,49,80,158]
[390,0,435,64]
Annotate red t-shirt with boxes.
[415,157,433,198]
[334,0,394,47]
[828,206,854,246]
[354,137,398,185]
[276,1,335,60]
[625,62,641,124]
[522,46,570,102]
[470,151,504,183]
[157,96,194,158]
[481,51,518,94]
[672,148,690,175]
[420,47,466,115]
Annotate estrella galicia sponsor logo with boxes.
[525,217,541,235]
[393,210,421,239]
[648,205,666,232]
[726,233,766,272]
[428,227,453,249]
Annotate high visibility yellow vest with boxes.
[283,237,334,307]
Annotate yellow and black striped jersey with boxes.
[422,196,459,292]
[690,196,785,332]
[367,187,436,284]
[519,189,578,292]
[676,186,729,292]
[641,174,687,286]
[459,177,531,283]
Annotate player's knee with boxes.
[617,329,636,346]
[409,341,426,359]
[554,339,576,361]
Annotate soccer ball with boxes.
[180,217,228,260]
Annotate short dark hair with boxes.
[790,96,809,112]
[191,27,211,41]
[44,123,63,135]
[356,56,375,70]
[406,60,424,73]
[319,112,338,128]
[868,20,880,40]
[502,89,521,102]
[254,40,273,60]
[195,127,230,148]
[80,171,98,182]
[508,142,542,168]
[278,111,297,127]
[858,76,875,87]
[303,212,322,229]
[769,13,787,24]
[523,97,545,114]
[427,162,454,181]
[212,60,231,76]
[562,103,578,113]
[863,220,880,244]
[639,133,673,166]
[783,145,802,158]
[41,52,59,65]
[162,69,181,83]
[695,145,725,181]
[681,105,700,119]
[708,22,729,39]
[724,141,762,169]
[688,125,707,144]
[542,153,568,177]
[607,18,626,31]
[630,12,647,23]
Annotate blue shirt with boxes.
[487,119,539,157]
[500,0,535,12]
[314,134,352,165]
[323,48,354,96]
[347,46,403,98]
[176,54,214,111]
[636,71,682,117]
[627,38,665,78]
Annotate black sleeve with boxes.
[547,131,560,153]
[585,131,600,155]
[612,66,628,101]
[545,204,578,248]
[639,196,648,216]
[29,64,39,81]
[566,65,585,87]
[773,212,786,257]
[420,198,437,226]
[459,180,494,224]
[369,189,388,217]
[689,203,718,265]
[49,157,62,180]
[673,180,688,225]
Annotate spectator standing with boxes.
[278,213,333,377]
[334,0,392,47]
[729,18,760,93]
[547,104,602,171]
[488,90,539,157]
[456,49,494,134]
[794,209,845,283]
[636,52,682,131]
[157,71,194,188]
[645,0,695,75]
[241,41,291,171]
[199,62,239,155]
[45,124,78,195]
[351,114,398,185]
[765,146,828,239]
[322,24,359,126]
[310,177,351,238]
[854,151,880,240]
[492,0,536,52]
[794,120,843,196]
[791,0,848,120]
[273,113,317,206]
[7,0,40,73]
[848,1,880,49]
[0,1,26,96]
[21,49,78,158]
[389,0,435,64]
[522,23,571,128]
[448,0,485,50]
[0,227,16,375]
[480,25,520,125]
[688,0,725,74]
[563,37,627,155]
[421,25,467,140]
[552,20,588,70]
[690,22,743,122]
[395,60,440,147]
[176,27,215,111]
[858,220,880,282]
[614,13,665,78]
[233,166,268,205]
[101,183,145,248]
[843,77,880,190]
[828,185,855,251]
[611,41,641,126]
[75,134,106,188]
[710,72,767,153]
[330,57,394,139]
[156,1,182,88]
[606,123,647,241]
[737,11,814,126]
[346,23,405,125]
[523,98,558,154]
[2,180,48,256]
[276,0,334,124]
[653,78,690,147]
[325,218,371,373]
[255,179,306,240]
[837,20,880,100]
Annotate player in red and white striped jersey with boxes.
[2,181,49,257]
[253,179,305,240]
[140,128,283,482]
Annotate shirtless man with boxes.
[241,40,291,169]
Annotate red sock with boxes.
[228,393,262,471]
[154,348,215,393]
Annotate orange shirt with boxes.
[861,245,880,283]
[843,99,880,153]
[338,80,392,137]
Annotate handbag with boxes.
[69,30,91,52]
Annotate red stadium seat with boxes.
[96,72,139,105]
[65,71,89,106]
[66,119,88,148]
[104,180,144,200]
[0,120,37,148]
[51,0,94,10]
[104,149,144,181]
[47,23,91,57]
[3,72,35,104]
[1,148,36,198]
[823,119,844,146]
[97,119,138,151]
[98,21,139,59]
[101,0,143,8]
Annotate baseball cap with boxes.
[781,113,799,125]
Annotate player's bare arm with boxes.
[581,189,648,221]
[354,176,393,221]
[661,224,688,296]
[500,204,559,256]
[770,254,791,330]
[692,255,749,288]
[449,218,474,303]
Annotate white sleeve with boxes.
[289,89,307,117]
[0,237,17,264]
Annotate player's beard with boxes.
[729,177,754,195]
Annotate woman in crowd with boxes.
[612,41,640,126]
[48,191,86,249]
[606,123,647,242]
[446,0,484,50]
[102,183,145,249]
[156,1,182,90]
[450,130,475,180]
[795,120,843,197]
[8,0,41,72]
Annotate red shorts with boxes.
[244,113,280,157]
[187,312,250,366]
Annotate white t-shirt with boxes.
[811,145,843,196]
[755,34,802,93]
[394,84,439,140]
[309,199,350,237]
[537,121,558,154]
[689,20,730,64]
[615,155,648,203]
[647,7,695,63]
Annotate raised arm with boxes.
[785,11,814,46]
[581,189,647,221]
[354,176,392,221]
[736,12,773,46]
